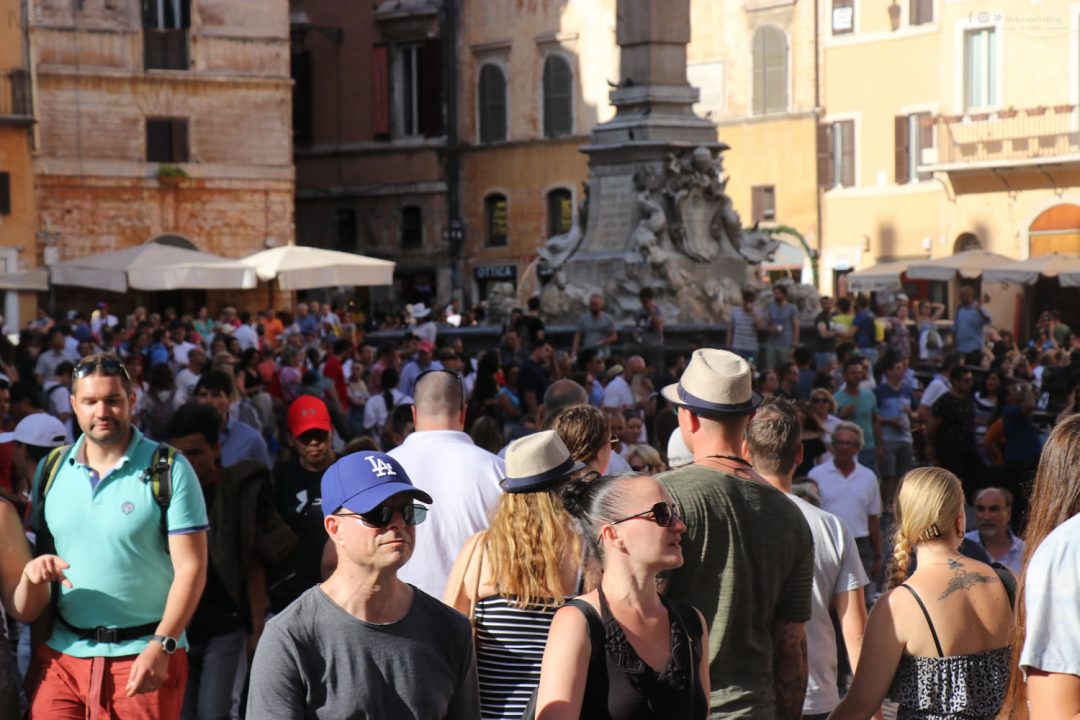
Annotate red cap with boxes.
[417,340,435,353]
[288,395,331,437]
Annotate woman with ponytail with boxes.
[532,471,709,719]
[1001,414,1080,719]
[829,467,1012,719]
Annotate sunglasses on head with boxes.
[416,368,465,409]
[73,358,131,381]
[337,503,428,529]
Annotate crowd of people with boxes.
[0,285,1075,719]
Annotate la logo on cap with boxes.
[366,456,397,478]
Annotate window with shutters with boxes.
[964,27,997,110]
[0,173,10,216]
[395,41,443,138]
[146,118,189,163]
[546,188,573,237]
[485,193,509,247]
[142,0,189,70]
[478,63,507,144]
[542,54,573,138]
[817,120,855,189]
[910,0,933,26]
[832,0,854,35]
[751,186,776,223]
[752,27,788,115]
[401,206,423,248]
[894,113,933,184]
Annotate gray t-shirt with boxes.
[248,585,480,719]
[576,311,616,357]
[766,302,798,348]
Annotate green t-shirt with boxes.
[658,465,814,719]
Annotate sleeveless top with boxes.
[578,587,708,720]
[474,596,561,720]
[887,584,1011,719]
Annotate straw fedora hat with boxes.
[660,348,762,416]
[500,430,585,493]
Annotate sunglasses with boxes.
[603,502,680,541]
[74,358,131,381]
[811,397,830,404]
[336,503,428,529]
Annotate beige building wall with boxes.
[820,0,1080,309]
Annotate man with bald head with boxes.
[965,487,1025,575]
[388,370,505,596]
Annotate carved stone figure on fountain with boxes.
[537,183,590,289]
[625,167,668,267]
[663,145,744,263]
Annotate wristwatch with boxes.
[152,635,179,654]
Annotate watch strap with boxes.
[151,634,178,654]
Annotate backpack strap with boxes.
[143,444,177,552]
[36,444,72,555]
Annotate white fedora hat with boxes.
[661,348,762,416]
[501,430,584,493]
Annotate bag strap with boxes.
[667,600,701,720]
[36,444,72,555]
[143,444,177,553]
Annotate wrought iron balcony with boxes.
[0,70,31,121]
[924,104,1080,170]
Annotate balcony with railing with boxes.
[0,70,32,123]
[922,104,1080,172]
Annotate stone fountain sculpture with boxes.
[531,0,783,326]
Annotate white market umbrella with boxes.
[240,245,395,291]
[49,245,257,292]
[847,260,910,292]
[982,253,1080,286]
[905,249,1013,281]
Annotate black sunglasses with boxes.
[73,358,131,381]
[337,503,428,528]
[601,502,680,542]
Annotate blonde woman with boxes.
[444,431,585,720]
[828,467,1012,719]
[626,443,665,474]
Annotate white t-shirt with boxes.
[363,389,412,434]
[173,341,197,367]
[807,460,881,538]
[389,430,504,597]
[790,494,868,715]
[235,324,259,352]
[174,367,200,405]
[603,375,634,409]
[1021,512,1080,676]
[44,384,75,442]
[413,321,438,345]
[920,376,951,411]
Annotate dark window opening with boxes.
[292,49,313,147]
[478,63,507,143]
[401,206,423,248]
[751,185,776,223]
[0,173,10,216]
[142,0,189,70]
[542,55,573,138]
[146,118,189,163]
[335,209,357,252]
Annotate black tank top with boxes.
[576,587,708,720]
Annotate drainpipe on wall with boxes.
[443,0,463,294]
[813,0,824,290]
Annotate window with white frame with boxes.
[895,112,933,184]
[818,120,855,188]
[964,27,997,110]
[752,26,788,115]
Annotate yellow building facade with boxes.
[0,0,41,327]
[820,0,1080,317]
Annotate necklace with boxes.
[701,454,754,469]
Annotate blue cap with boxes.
[321,451,432,518]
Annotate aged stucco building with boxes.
[30,0,294,312]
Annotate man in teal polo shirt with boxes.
[20,352,208,718]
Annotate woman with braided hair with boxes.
[829,467,1012,719]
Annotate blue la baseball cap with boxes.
[321,451,433,518]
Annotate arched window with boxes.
[752,26,788,115]
[401,205,423,248]
[542,54,573,137]
[546,188,573,237]
[478,63,507,143]
[485,193,508,247]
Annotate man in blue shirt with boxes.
[195,371,273,469]
[953,286,991,364]
[874,355,916,510]
[852,296,878,365]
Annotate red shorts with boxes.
[26,644,188,720]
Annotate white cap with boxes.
[666,428,693,469]
[0,413,68,447]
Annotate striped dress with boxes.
[474,596,562,720]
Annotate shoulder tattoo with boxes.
[938,568,992,600]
